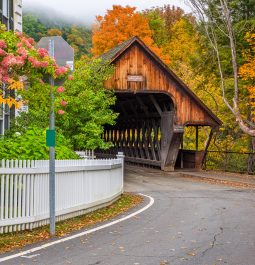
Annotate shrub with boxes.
[0,126,79,160]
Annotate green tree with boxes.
[143,8,169,48]
[18,58,118,150]
[66,26,92,59]
[59,58,118,150]
[22,15,47,41]
[23,13,92,59]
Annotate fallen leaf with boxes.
[187,252,196,256]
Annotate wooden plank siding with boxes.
[104,43,220,127]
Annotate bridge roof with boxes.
[101,36,222,126]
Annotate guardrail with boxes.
[204,150,255,174]
[0,154,124,234]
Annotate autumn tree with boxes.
[92,5,167,62]
[142,8,169,48]
[66,26,92,58]
[47,28,63,36]
[188,0,255,138]
[240,33,255,135]
[143,6,200,75]
[144,5,194,36]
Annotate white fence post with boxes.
[116,152,125,194]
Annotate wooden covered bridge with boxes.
[96,37,222,171]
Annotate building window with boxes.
[2,0,8,17]
[0,0,14,30]
[9,0,13,30]
[4,112,9,130]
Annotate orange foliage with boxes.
[0,79,24,109]
[92,5,169,63]
[239,34,255,79]
[47,28,63,36]
[239,33,255,120]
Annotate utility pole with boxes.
[38,36,74,236]
[48,39,56,236]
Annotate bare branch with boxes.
[188,0,255,137]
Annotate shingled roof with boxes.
[100,37,137,62]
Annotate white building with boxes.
[14,0,22,32]
[0,0,22,134]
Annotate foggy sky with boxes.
[23,0,191,25]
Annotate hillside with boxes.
[23,5,92,58]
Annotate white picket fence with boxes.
[75,150,95,159]
[0,155,124,234]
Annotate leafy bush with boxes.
[59,58,118,150]
[0,127,79,160]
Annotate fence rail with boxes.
[204,151,255,174]
[75,150,95,159]
[0,156,124,234]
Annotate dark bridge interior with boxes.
[113,92,175,117]
[97,92,178,169]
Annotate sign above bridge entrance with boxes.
[127,75,144,82]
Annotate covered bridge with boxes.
[96,37,222,171]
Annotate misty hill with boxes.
[23,4,92,58]
[23,3,90,28]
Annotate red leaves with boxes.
[56,86,65,93]
[68,75,74,80]
[60,100,68,107]
[37,48,49,58]
[58,109,65,115]
[55,66,69,77]
[0,40,7,49]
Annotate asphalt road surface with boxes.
[1,166,255,265]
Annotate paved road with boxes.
[1,166,255,265]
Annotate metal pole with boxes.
[49,39,56,236]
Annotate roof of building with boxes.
[37,36,74,67]
[100,36,222,126]
[100,37,136,62]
